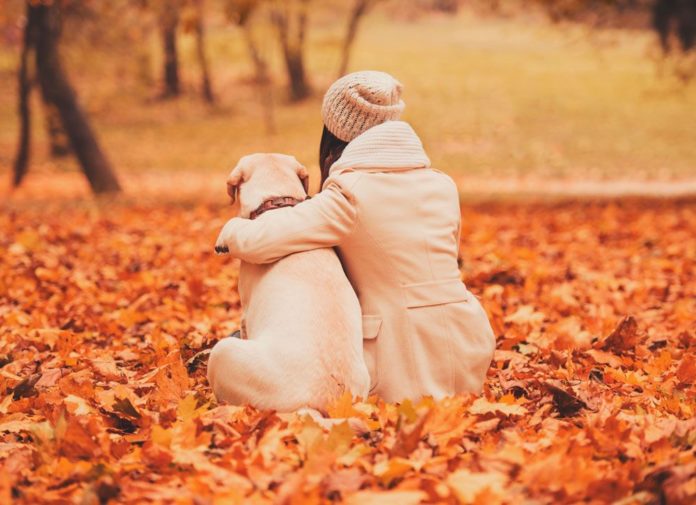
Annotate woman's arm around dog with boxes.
[216,175,359,264]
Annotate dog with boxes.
[208,153,370,412]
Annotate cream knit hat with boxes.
[322,70,405,142]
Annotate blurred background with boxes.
[0,0,694,198]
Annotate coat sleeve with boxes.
[216,177,358,264]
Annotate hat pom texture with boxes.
[322,71,406,142]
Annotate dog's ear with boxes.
[295,163,309,195]
[226,163,245,204]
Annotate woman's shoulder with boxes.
[428,167,457,183]
[323,168,365,190]
[324,166,459,202]
[415,167,458,195]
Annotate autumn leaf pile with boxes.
[0,197,694,504]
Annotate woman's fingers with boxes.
[215,222,232,254]
[215,218,242,254]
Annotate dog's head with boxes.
[226,153,309,218]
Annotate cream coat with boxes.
[217,121,496,402]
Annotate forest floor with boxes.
[0,194,693,504]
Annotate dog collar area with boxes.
[249,196,306,220]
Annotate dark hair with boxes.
[319,126,349,186]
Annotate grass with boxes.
[0,6,695,190]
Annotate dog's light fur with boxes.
[209,153,370,412]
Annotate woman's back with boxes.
[336,167,463,292]
[320,122,495,401]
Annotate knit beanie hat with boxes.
[322,70,405,142]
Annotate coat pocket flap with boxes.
[362,315,382,340]
[403,278,469,308]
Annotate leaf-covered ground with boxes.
[0,198,694,504]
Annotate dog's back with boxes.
[208,247,369,411]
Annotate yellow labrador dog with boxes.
[210,153,370,412]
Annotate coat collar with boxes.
[329,121,431,175]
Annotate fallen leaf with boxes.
[544,381,587,417]
[602,316,639,353]
[345,490,427,505]
[470,397,527,417]
[675,355,695,385]
[447,469,508,504]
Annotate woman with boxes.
[215,71,496,403]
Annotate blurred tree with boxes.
[432,0,459,13]
[159,0,181,98]
[271,0,311,101]
[43,102,71,157]
[338,0,382,77]
[13,1,121,193]
[533,0,694,80]
[225,0,276,132]
[132,2,157,89]
[182,0,215,102]
[13,2,38,187]
[653,0,695,53]
[12,2,71,182]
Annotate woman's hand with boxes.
[215,217,243,254]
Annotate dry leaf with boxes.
[345,490,427,505]
[447,469,508,504]
[470,397,527,417]
[602,316,640,353]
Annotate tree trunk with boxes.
[43,100,71,157]
[193,0,214,103]
[285,52,309,100]
[34,3,121,194]
[135,14,155,88]
[241,19,275,134]
[338,0,372,78]
[653,0,673,53]
[12,3,38,188]
[653,0,696,53]
[676,0,695,51]
[160,4,180,98]
[272,0,311,101]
